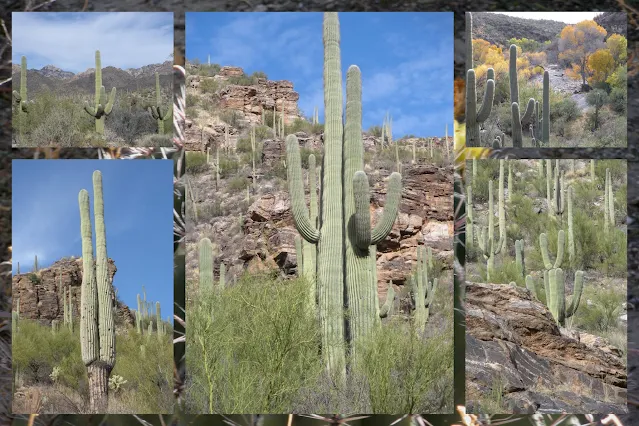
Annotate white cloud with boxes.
[12,12,173,72]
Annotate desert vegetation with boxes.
[12,171,173,414]
[466,12,627,147]
[466,159,627,411]
[184,12,454,414]
[12,51,173,147]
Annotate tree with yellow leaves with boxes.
[558,20,607,86]
[587,49,615,84]
[606,33,628,65]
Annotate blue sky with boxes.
[12,160,174,324]
[186,12,453,138]
[12,12,174,72]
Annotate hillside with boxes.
[470,12,567,48]
[12,61,173,97]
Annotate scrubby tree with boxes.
[587,49,615,84]
[559,20,607,86]
[605,33,628,65]
[586,89,608,130]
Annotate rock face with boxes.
[186,151,454,304]
[12,257,135,328]
[466,281,627,414]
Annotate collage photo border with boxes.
[0,0,637,425]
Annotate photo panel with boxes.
[464,12,627,148]
[11,12,174,148]
[11,158,175,414]
[464,159,627,414]
[183,11,455,414]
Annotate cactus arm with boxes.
[285,134,320,243]
[379,282,395,318]
[566,270,584,318]
[475,77,495,123]
[370,172,402,245]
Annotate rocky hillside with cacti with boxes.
[12,257,134,330]
[465,159,627,414]
[183,61,456,311]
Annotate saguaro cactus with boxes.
[12,298,19,335]
[84,51,116,135]
[466,185,474,249]
[515,239,525,279]
[13,56,32,142]
[379,282,395,318]
[199,238,213,292]
[412,246,438,333]
[148,72,172,134]
[509,45,535,147]
[604,168,615,233]
[466,13,495,147]
[567,186,575,266]
[477,180,504,281]
[285,13,401,379]
[78,170,116,413]
[547,269,584,326]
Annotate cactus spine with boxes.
[13,56,31,142]
[285,13,402,379]
[84,51,116,135]
[509,45,535,147]
[79,170,116,413]
[547,269,584,326]
[148,72,172,134]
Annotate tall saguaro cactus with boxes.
[465,13,495,147]
[84,51,116,135]
[509,45,535,147]
[13,56,32,142]
[547,269,584,326]
[477,180,504,281]
[285,13,402,379]
[78,170,116,413]
[148,72,172,134]
[412,246,438,333]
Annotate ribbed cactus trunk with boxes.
[542,71,550,145]
[567,186,575,267]
[149,72,172,134]
[199,238,213,292]
[83,51,116,135]
[303,154,318,307]
[466,185,474,249]
[13,56,30,143]
[509,45,535,147]
[79,170,116,413]
[498,160,506,253]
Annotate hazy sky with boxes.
[488,12,603,24]
[186,12,453,138]
[13,160,174,323]
[12,12,174,72]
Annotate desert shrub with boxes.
[186,152,209,174]
[219,110,244,129]
[608,87,626,115]
[227,175,250,192]
[573,285,624,333]
[199,78,219,94]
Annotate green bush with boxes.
[186,152,209,174]
[608,87,627,115]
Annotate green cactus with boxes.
[199,238,213,292]
[547,269,584,326]
[13,56,33,143]
[52,319,59,332]
[378,282,395,318]
[465,13,495,147]
[303,154,318,289]
[412,246,438,333]
[515,239,525,279]
[12,298,19,335]
[498,160,507,253]
[219,263,226,289]
[285,13,402,379]
[509,45,536,148]
[148,72,172,134]
[156,302,163,340]
[525,275,543,301]
[34,255,38,272]
[551,161,565,219]
[136,294,142,334]
[84,51,116,135]
[251,126,257,191]
[466,185,474,250]
[540,230,565,270]
[78,170,116,413]
[604,168,615,233]
[476,180,504,281]
[541,71,550,145]
[567,186,575,266]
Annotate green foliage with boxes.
[227,176,250,192]
[185,152,209,174]
[199,78,219,94]
[608,87,627,114]
[13,319,172,413]
[186,275,322,413]
[219,110,245,129]
[354,319,453,413]
[550,97,581,122]
[573,285,624,333]
[508,37,542,52]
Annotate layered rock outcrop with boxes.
[12,257,134,328]
[466,281,627,414]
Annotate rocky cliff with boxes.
[466,281,627,414]
[12,257,134,328]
